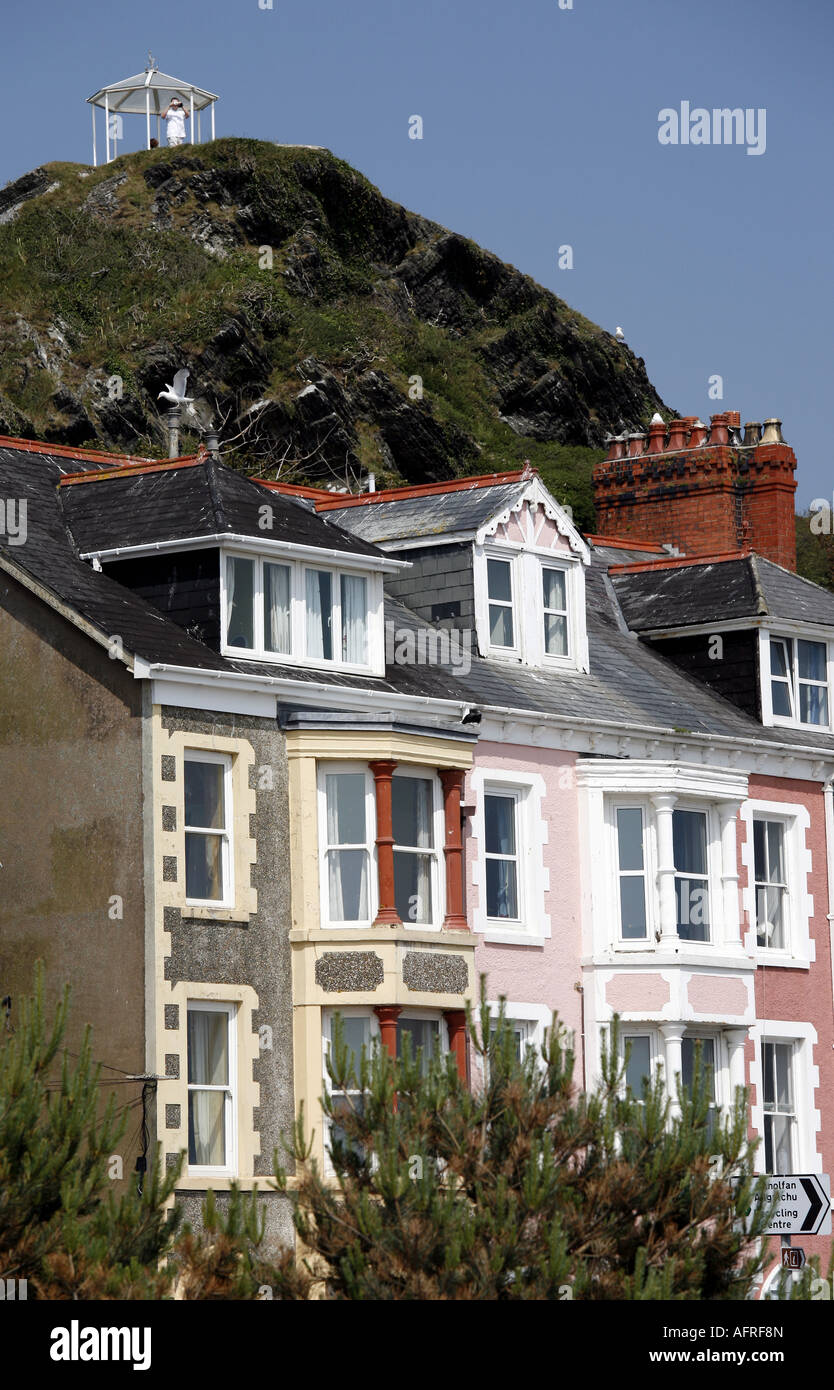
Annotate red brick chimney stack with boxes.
[594,410,798,570]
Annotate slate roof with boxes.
[5,439,834,754]
[322,480,526,545]
[0,443,471,703]
[61,456,385,560]
[611,554,834,633]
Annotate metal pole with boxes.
[197,107,201,144]
[189,89,194,144]
[211,101,215,141]
[146,89,151,149]
[104,92,110,163]
[91,104,97,167]
[167,406,181,459]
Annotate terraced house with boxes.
[1,409,833,1287]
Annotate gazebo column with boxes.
[211,102,215,141]
[104,92,110,164]
[145,90,151,150]
[189,89,195,144]
[91,105,97,167]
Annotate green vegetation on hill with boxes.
[0,139,670,527]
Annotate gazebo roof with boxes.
[87,66,218,113]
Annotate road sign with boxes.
[782,1247,806,1270]
[738,1174,831,1236]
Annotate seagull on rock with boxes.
[158,369,194,408]
[614,326,626,342]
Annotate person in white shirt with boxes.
[161,98,189,146]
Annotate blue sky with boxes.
[2,0,832,505]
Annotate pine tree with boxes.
[0,963,307,1299]
[275,983,818,1300]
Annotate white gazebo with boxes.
[86,55,219,165]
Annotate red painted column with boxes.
[369,760,401,926]
[439,769,468,931]
[374,1005,402,1059]
[444,1010,468,1083]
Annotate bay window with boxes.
[184,752,232,905]
[673,809,710,943]
[319,764,449,929]
[392,773,439,925]
[681,1035,717,1134]
[326,1012,373,1155]
[222,550,372,669]
[397,1016,441,1075]
[622,1033,653,1099]
[324,771,373,925]
[187,1002,236,1174]
[616,807,648,940]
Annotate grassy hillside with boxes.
[0,139,670,528]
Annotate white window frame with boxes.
[486,1001,552,1073]
[317,764,377,929]
[322,1007,379,1175]
[740,799,813,969]
[391,765,445,930]
[483,787,523,926]
[541,562,571,662]
[220,545,382,675]
[395,1009,448,1073]
[186,1000,238,1179]
[473,541,587,673]
[470,769,551,944]
[680,1030,721,1121]
[484,553,520,658]
[671,804,715,945]
[750,1022,821,1176]
[612,802,655,946]
[603,795,721,953]
[760,629,834,733]
[183,750,234,908]
[619,1029,660,1100]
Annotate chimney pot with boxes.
[646,417,666,453]
[761,417,785,444]
[709,413,729,446]
[627,432,646,458]
[725,410,741,429]
[667,419,688,451]
[689,419,708,447]
[743,421,762,445]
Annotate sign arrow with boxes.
[800,1177,825,1233]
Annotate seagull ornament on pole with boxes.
[157,369,194,407]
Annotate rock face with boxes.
[0,139,669,525]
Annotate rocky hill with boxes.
[0,139,669,527]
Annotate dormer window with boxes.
[221,549,380,672]
[763,632,832,730]
[475,544,586,671]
